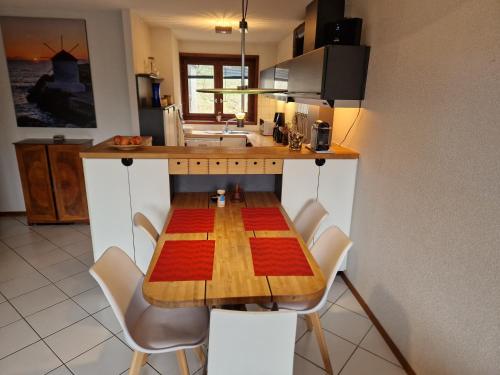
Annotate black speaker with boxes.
[325,18,362,46]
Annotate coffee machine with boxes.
[310,120,331,151]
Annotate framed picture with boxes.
[0,16,97,128]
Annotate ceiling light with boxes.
[215,26,232,34]
[197,0,287,101]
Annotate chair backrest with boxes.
[308,226,352,313]
[294,200,328,246]
[89,246,149,351]
[207,309,297,375]
[133,212,159,247]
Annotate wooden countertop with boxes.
[80,137,359,159]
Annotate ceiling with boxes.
[0,0,310,43]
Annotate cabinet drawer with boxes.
[227,159,247,174]
[209,159,228,174]
[246,159,265,174]
[169,159,188,174]
[264,159,283,174]
[189,159,209,174]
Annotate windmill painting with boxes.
[0,16,97,128]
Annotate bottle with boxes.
[217,189,226,207]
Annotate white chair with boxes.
[133,212,159,247]
[207,309,297,375]
[294,200,328,246]
[90,246,209,375]
[260,226,352,375]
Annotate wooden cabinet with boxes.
[14,139,92,224]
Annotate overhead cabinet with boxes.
[259,44,370,105]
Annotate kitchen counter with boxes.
[184,130,276,147]
[80,137,359,159]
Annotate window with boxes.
[180,53,258,123]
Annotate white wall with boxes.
[276,32,293,63]
[0,9,134,212]
[129,10,151,74]
[335,0,500,373]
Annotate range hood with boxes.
[260,44,370,107]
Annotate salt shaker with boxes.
[217,189,226,207]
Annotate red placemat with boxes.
[149,240,215,282]
[249,237,313,276]
[166,208,215,233]
[241,207,289,231]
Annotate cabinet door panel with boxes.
[129,159,171,273]
[48,145,89,222]
[15,144,57,223]
[82,159,134,263]
[317,159,358,237]
[281,159,318,221]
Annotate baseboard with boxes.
[339,272,416,375]
[0,211,26,216]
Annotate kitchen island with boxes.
[80,138,359,273]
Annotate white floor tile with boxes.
[46,230,88,248]
[296,316,309,342]
[72,287,109,314]
[0,302,21,328]
[339,348,406,375]
[93,306,122,333]
[1,231,44,249]
[121,364,160,375]
[295,329,356,375]
[0,271,51,299]
[148,349,202,375]
[72,225,91,237]
[0,250,34,283]
[0,341,62,374]
[61,239,92,257]
[77,253,94,267]
[39,258,87,282]
[0,294,4,303]
[47,365,73,375]
[15,239,58,260]
[67,337,131,375]
[0,220,32,239]
[359,327,401,366]
[321,304,372,344]
[294,354,327,375]
[335,290,368,318]
[0,320,39,359]
[26,299,88,338]
[10,284,67,317]
[44,316,112,363]
[55,271,97,297]
[14,215,28,226]
[25,248,72,269]
[327,278,348,303]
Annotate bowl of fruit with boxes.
[109,135,145,150]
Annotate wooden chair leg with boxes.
[176,349,190,375]
[141,354,149,366]
[310,312,333,375]
[194,346,206,366]
[304,314,314,331]
[129,351,147,375]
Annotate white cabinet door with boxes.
[129,159,171,273]
[316,159,358,237]
[281,160,319,221]
[82,159,134,262]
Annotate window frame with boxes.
[180,53,259,124]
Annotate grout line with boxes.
[294,352,329,373]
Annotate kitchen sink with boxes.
[198,130,249,135]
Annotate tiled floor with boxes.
[0,216,405,375]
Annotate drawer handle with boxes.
[235,162,239,165]
[197,161,200,165]
[253,161,258,165]
[216,161,220,165]
[177,161,181,165]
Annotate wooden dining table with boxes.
[142,192,326,308]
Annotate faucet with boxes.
[224,118,237,134]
